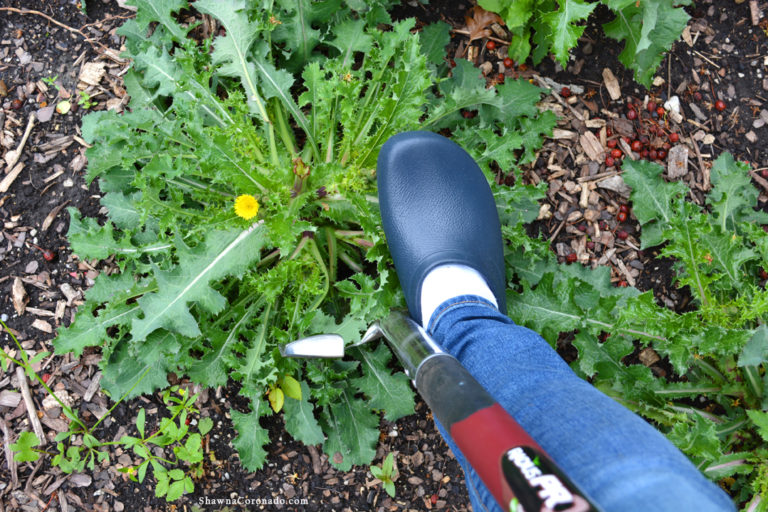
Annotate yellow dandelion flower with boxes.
[234,195,259,220]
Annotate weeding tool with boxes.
[282,311,601,512]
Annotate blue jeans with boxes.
[425,296,736,512]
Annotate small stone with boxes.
[25,260,39,273]
[35,105,55,123]
[43,390,73,411]
[746,131,758,143]
[68,473,92,488]
[754,118,766,129]
[114,502,125,512]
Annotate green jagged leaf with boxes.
[667,413,721,461]
[131,45,183,99]
[126,0,189,43]
[351,343,415,421]
[187,303,258,387]
[231,398,270,471]
[100,192,142,230]
[702,452,754,480]
[328,18,374,68]
[738,325,768,367]
[100,332,176,398]
[54,302,138,358]
[11,431,41,463]
[419,21,452,68]
[708,152,768,231]
[283,381,324,445]
[623,159,688,248]
[321,386,379,471]
[273,0,343,71]
[540,0,596,67]
[572,330,634,380]
[508,273,587,344]
[603,1,691,86]
[67,209,141,260]
[131,225,266,342]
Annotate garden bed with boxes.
[1,0,767,510]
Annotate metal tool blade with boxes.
[279,334,345,358]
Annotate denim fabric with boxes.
[425,295,736,512]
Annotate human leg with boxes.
[426,295,735,512]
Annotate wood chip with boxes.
[42,390,73,411]
[0,417,18,488]
[68,473,92,488]
[639,347,661,366]
[41,200,70,232]
[750,0,762,26]
[667,144,689,179]
[31,319,53,334]
[579,131,605,162]
[597,175,632,197]
[12,276,27,315]
[78,61,106,87]
[602,68,621,100]
[0,162,24,193]
[551,129,577,140]
[83,372,102,402]
[0,390,21,408]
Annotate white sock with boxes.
[420,264,497,326]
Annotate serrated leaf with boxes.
[126,0,189,43]
[419,21,452,67]
[284,381,324,445]
[273,0,342,71]
[131,45,182,99]
[100,332,174,398]
[540,0,596,67]
[321,387,379,471]
[100,192,142,229]
[508,273,585,343]
[327,18,372,68]
[351,343,414,421]
[603,1,691,86]
[738,325,768,367]
[54,302,139,358]
[11,431,41,463]
[131,224,265,342]
[708,152,768,231]
[623,159,688,248]
[231,399,270,471]
[667,413,721,460]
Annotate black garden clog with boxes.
[377,131,507,322]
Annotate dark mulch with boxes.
[1,0,766,510]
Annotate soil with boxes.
[1,0,766,511]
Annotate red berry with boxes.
[611,148,622,159]
[647,101,657,113]
[497,73,505,83]
[648,149,658,160]
[640,149,649,159]
[461,110,477,119]
[619,204,630,214]
[626,109,637,120]
[657,149,667,159]
[431,494,438,505]
[503,57,514,68]
[42,250,56,262]
[618,280,628,287]
[631,140,642,152]
[11,98,23,110]
[449,59,456,67]
[566,253,578,264]
[656,106,666,117]
[761,169,768,179]
[617,230,628,240]
[714,99,726,111]
[694,91,703,101]
[586,241,595,250]
[669,132,679,143]
[607,139,617,148]
[606,127,613,137]
[605,156,615,167]
[561,87,572,98]
[760,268,768,280]
[486,40,496,51]
[617,211,628,223]
[42,373,51,384]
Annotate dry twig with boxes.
[15,367,46,448]
[0,417,18,489]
